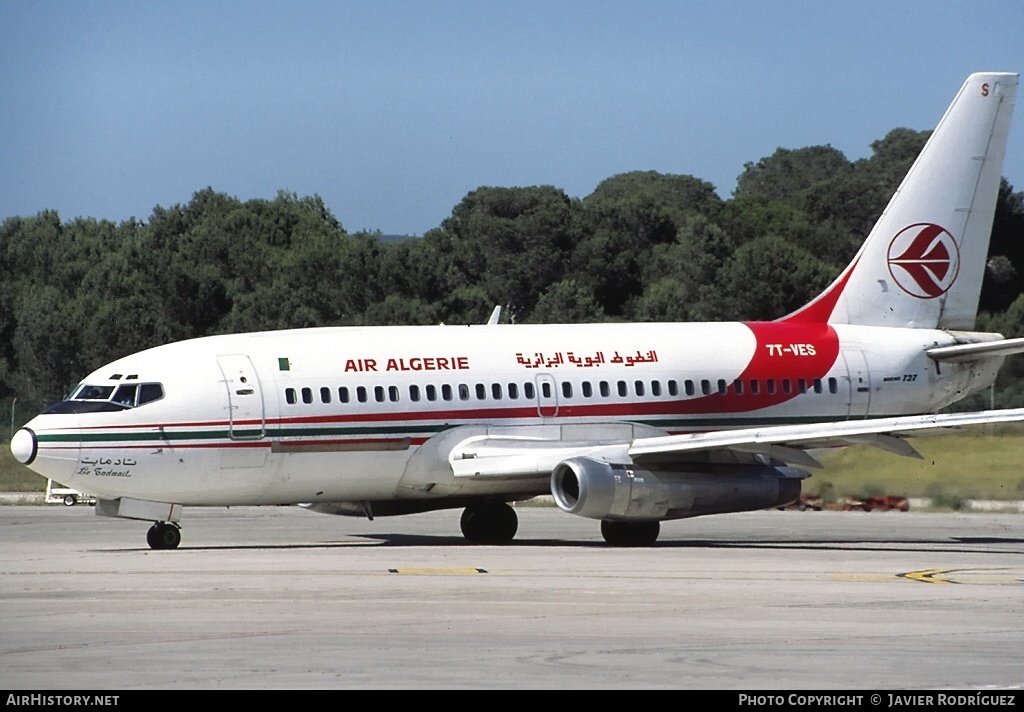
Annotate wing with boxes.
[449,408,1024,478]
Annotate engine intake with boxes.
[551,457,806,521]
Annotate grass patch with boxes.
[0,444,46,492]
[810,426,1024,501]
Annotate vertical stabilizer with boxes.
[784,72,1017,329]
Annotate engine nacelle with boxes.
[550,457,806,521]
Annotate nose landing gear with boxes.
[146,522,181,550]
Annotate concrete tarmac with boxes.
[1,504,1022,689]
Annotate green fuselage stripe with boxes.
[35,413,872,445]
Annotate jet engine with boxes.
[550,457,806,521]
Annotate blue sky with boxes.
[2,1,1022,236]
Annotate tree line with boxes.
[2,127,1024,410]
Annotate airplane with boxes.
[9,71,1024,549]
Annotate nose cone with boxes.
[11,428,38,465]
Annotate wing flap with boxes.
[449,436,628,478]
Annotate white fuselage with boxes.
[18,320,998,507]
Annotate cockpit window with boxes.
[63,382,165,410]
[112,384,138,407]
[138,383,163,405]
[72,385,115,401]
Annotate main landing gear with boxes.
[460,501,518,544]
[146,521,181,550]
[600,520,660,546]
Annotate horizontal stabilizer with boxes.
[926,336,1024,362]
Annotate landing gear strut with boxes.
[146,522,181,550]
[460,501,518,544]
[601,520,660,546]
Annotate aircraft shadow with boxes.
[104,534,1024,554]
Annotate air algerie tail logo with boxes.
[886,223,960,299]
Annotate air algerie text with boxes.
[344,356,470,372]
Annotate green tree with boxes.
[11,287,89,402]
[802,129,929,239]
[588,171,722,222]
[530,279,605,323]
[633,215,737,322]
[981,180,1024,312]
[574,173,722,316]
[715,235,834,320]
[438,186,578,319]
[735,145,851,202]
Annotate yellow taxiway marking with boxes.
[899,569,954,584]
[388,567,488,575]
[834,568,1024,585]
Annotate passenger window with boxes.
[475,383,486,400]
[766,380,776,395]
[562,382,573,398]
[599,381,610,397]
[524,382,535,399]
[357,386,368,403]
[733,379,744,395]
[442,384,453,401]
[301,387,313,404]
[582,382,593,398]
[374,386,385,403]
[701,380,711,396]
[320,387,332,404]
[750,380,760,395]
[389,385,399,402]
[634,381,645,397]
[650,381,661,397]
[410,385,420,402]
[508,383,519,399]
[798,379,807,394]
[617,381,627,397]
[717,379,727,395]
[668,380,678,396]
[426,385,437,401]
[685,380,695,396]
[459,384,470,401]
[286,388,297,405]
[828,377,839,394]
[339,386,350,403]
[541,382,552,398]
[813,378,823,394]
[782,379,792,395]
[492,383,502,400]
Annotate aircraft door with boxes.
[535,374,559,418]
[841,349,871,419]
[216,354,266,440]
